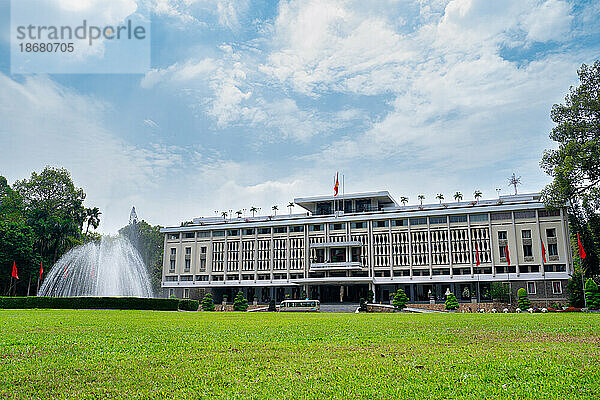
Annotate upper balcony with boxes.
[294,191,397,216]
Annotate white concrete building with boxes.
[161,191,571,304]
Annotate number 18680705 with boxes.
[19,42,74,52]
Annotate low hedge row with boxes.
[0,297,199,311]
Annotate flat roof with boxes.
[294,191,397,209]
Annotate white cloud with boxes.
[522,0,573,42]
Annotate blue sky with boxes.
[0,0,599,233]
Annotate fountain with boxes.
[38,236,153,298]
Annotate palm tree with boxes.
[250,206,258,217]
[235,210,242,218]
[221,211,228,219]
[84,207,101,236]
[272,205,278,216]
[436,193,444,204]
[474,190,482,203]
[400,196,408,206]
[454,192,463,202]
[288,202,295,215]
[418,195,425,205]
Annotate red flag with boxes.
[91,263,94,279]
[11,261,19,280]
[577,233,587,260]
[64,263,68,279]
[39,261,43,280]
[333,173,339,196]
[505,243,511,265]
[475,242,481,266]
[541,237,547,264]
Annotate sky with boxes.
[0,0,599,233]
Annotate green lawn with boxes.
[0,311,599,399]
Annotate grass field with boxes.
[0,311,599,399]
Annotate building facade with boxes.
[160,191,572,304]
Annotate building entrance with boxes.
[309,284,368,303]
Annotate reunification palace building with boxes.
[161,190,572,304]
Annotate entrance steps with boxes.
[319,303,360,313]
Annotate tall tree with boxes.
[541,60,600,276]
[119,220,164,292]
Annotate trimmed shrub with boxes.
[233,291,248,311]
[392,289,409,310]
[0,297,182,311]
[367,290,374,303]
[359,298,367,312]
[268,299,276,311]
[517,288,531,311]
[490,282,510,303]
[178,299,200,311]
[584,279,600,310]
[201,293,215,311]
[445,292,459,311]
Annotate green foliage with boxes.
[490,282,510,303]
[567,274,585,307]
[359,298,367,312]
[584,278,600,310]
[517,288,531,310]
[366,290,374,303]
[541,61,600,276]
[233,291,248,312]
[392,289,409,310]
[178,299,200,311]
[119,220,164,292]
[445,292,459,311]
[0,297,181,310]
[201,293,215,311]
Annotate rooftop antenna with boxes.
[129,206,138,225]
[508,173,521,195]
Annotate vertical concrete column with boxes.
[489,213,496,277]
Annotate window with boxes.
[290,226,304,233]
[243,228,255,235]
[330,248,346,263]
[548,243,558,256]
[195,275,209,281]
[392,219,407,227]
[183,289,190,299]
[185,247,191,255]
[197,231,210,238]
[314,249,325,263]
[430,216,447,225]
[469,214,488,222]
[201,246,207,254]
[213,230,225,237]
[165,276,178,282]
[539,209,560,217]
[258,227,271,235]
[227,230,239,236]
[373,220,389,228]
[526,282,536,295]
[351,247,361,262]
[499,246,507,259]
[522,230,532,257]
[449,215,467,223]
[171,248,177,255]
[310,224,324,232]
[552,281,562,294]
[180,275,193,281]
[491,212,512,221]
[514,211,536,219]
[169,288,175,298]
[169,260,175,271]
[546,228,556,238]
[351,221,366,229]
[316,202,332,215]
[330,223,346,231]
[356,200,371,212]
[274,227,287,234]
[410,217,427,226]
[184,232,195,239]
[168,233,179,240]
[498,231,507,240]
[184,259,191,270]
[199,259,206,270]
